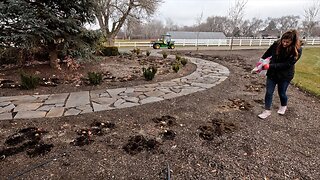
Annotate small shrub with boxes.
[88,72,103,85]
[162,51,168,59]
[142,66,157,81]
[172,63,180,73]
[146,50,151,56]
[20,73,40,90]
[175,55,181,61]
[135,48,141,55]
[99,46,119,56]
[181,58,188,66]
[131,48,141,55]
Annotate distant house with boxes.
[166,31,227,45]
[257,30,280,39]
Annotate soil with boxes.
[0,49,319,179]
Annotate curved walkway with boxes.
[0,53,229,120]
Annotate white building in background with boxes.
[166,31,227,46]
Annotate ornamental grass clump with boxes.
[172,62,180,73]
[162,51,168,59]
[180,58,188,66]
[20,73,40,90]
[132,48,141,55]
[142,66,157,81]
[88,71,103,85]
[146,50,151,56]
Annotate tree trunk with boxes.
[105,35,115,46]
[17,48,25,66]
[48,43,60,69]
[230,36,234,51]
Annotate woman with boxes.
[258,30,302,119]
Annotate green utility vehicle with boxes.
[152,34,175,49]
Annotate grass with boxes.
[293,47,320,97]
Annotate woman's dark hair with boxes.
[276,29,301,59]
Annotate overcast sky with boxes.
[156,0,315,26]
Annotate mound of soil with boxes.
[123,135,160,155]
[0,127,53,159]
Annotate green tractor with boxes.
[152,34,175,49]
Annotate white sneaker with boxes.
[277,106,287,115]
[258,110,271,119]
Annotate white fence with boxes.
[114,38,320,47]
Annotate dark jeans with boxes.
[265,78,290,110]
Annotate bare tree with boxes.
[123,17,140,39]
[313,25,320,36]
[228,0,247,50]
[143,19,166,39]
[165,18,179,31]
[196,11,203,51]
[303,0,320,37]
[276,15,300,35]
[240,18,263,37]
[206,16,230,34]
[264,18,278,31]
[92,0,162,46]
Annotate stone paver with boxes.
[46,107,65,118]
[144,90,166,97]
[14,103,43,112]
[77,105,93,114]
[0,104,15,114]
[92,102,114,112]
[0,102,11,107]
[44,93,69,105]
[0,113,12,120]
[37,105,56,111]
[123,97,139,103]
[107,88,126,98]
[65,91,90,108]
[140,97,164,104]
[64,108,81,116]
[161,92,181,99]
[14,111,47,119]
[117,102,140,109]
[0,53,229,120]
[91,97,118,105]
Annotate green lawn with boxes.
[293,47,320,97]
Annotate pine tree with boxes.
[0,0,95,68]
